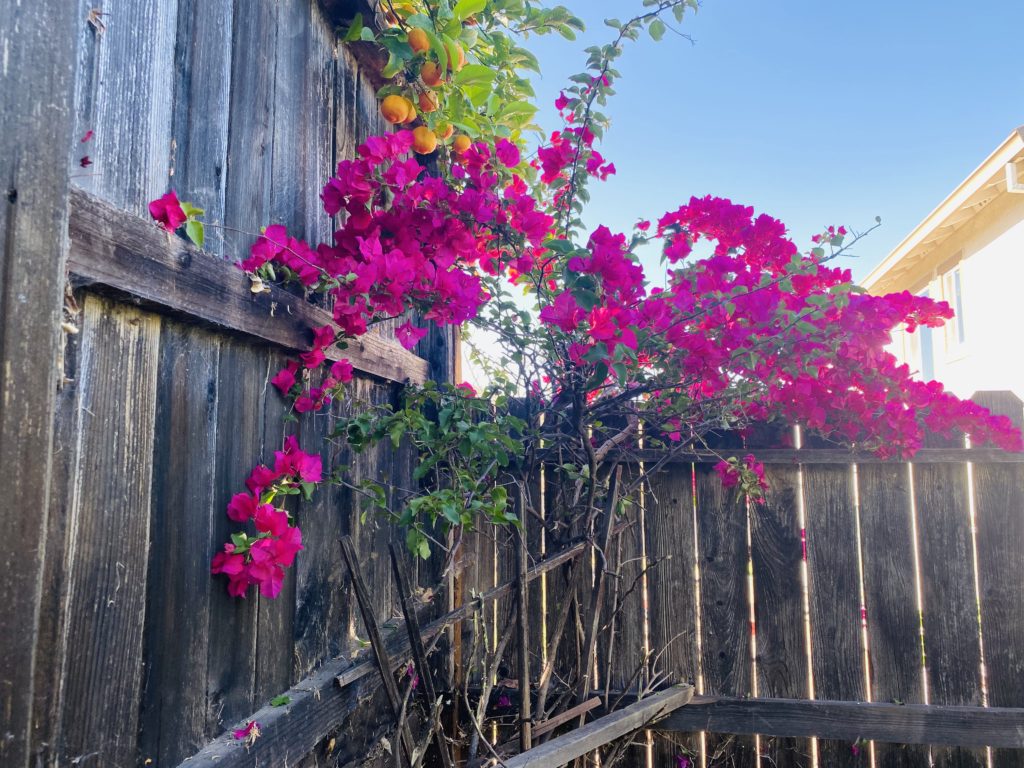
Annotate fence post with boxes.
[0,2,79,766]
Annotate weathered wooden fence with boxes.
[467,393,1024,767]
[1,1,458,766]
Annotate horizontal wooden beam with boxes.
[67,188,428,385]
[656,695,1024,749]
[626,447,1024,466]
[502,686,693,768]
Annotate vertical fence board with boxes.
[169,0,233,256]
[294,396,351,680]
[206,340,264,734]
[2,0,78,764]
[222,0,276,257]
[971,392,1024,767]
[255,350,297,704]
[750,462,811,767]
[857,462,929,767]
[139,322,220,765]
[913,437,985,768]
[58,296,161,765]
[646,465,701,767]
[695,463,757,765]
[802,463,866,767]
[72,0,178,212]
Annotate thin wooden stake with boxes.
[340,536,416,764]
[576,466,623,711]
[515,486,533,752]
[389,543,456,768]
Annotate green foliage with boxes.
[334,381,527,557]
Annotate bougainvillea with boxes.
[151,0,1020,598]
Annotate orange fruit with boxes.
[446,44,466,72]
[418,90,439,113]
[412,126,437,155]
[407,28,430,54]
[421,61,443,87]
[400,98,417,124]
[452,134,471,154]
[437,122,454,140]
[380,94,411,124]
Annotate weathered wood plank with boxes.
[501,686,693,768]
[293,396,351,679]
[801,462,866,766]
[206,340,263,733]
[857,462,929,767]
[57,296,162,765]
[749,460,810,767]
[169,0,234,256]
[138,322,220,766]
[255,351,296,703]
[67,189,428,384]
[645,465,700,765]
[658,695,1024,749]
[971,392,1024,768]
[694,461,756,763]
[71,0,178,212]
[913,432,985,768]
[0,0,78,763]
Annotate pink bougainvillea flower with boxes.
[495,138,521,168]
[675,755,692,768]
[148,190,187,232]
[271,361,299,395]
[330,359,354,382]
[395,322,428,350]
[456,382,477,397]
[79,155,93,168]
[226,492,261,523]
[80,129,94,143]
[311,324,335,350]
[245,465,280,495]
[233,721,260,742]
[254,505,290,537]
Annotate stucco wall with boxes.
[890,192,1024,398]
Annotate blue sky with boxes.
[525,0,1024,281]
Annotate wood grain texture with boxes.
[970,392,1024,768]
[502,686,694,768]
[57,296,162,765]
[644,466,700,765]
[0,0,78,764]
[169,0,234,256]
[138,321,220,765]
[694,462,757,764]
[255,349,296,703]
[71,0,177,212]
[658,695,1024,749]
[749,463,810,767]
[801,463,866,767]
[206,339,262,733]
[913,432,985,768]
[856,462,929,768]
[67,188,428,384]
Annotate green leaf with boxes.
[180,201,204,218]
[453,64,496,87]
[185,220,204,248]
[342,13,364,42]
[452,0,486,24]
[648,19,666,41]
[270,695,291,707]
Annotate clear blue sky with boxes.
[525,0,1024,281]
